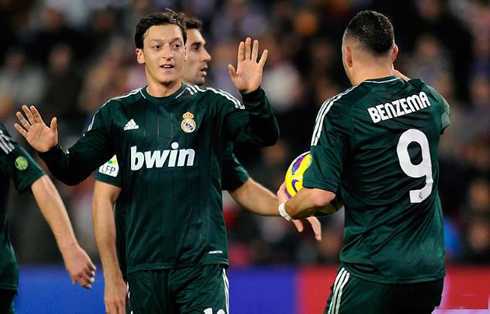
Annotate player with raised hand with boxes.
[277,10,449,314]
[92,16,321,314]
[0,122,95,313]
[16,9,278,314]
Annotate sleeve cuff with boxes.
[38,144,64,161]
[241,87,265,103]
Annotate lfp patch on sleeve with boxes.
[99,155,119,177]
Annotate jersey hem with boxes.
[126,259,229,274]
[341,262,446,284]
[0,285,17,292]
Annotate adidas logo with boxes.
[123,119,139,131]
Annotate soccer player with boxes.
[15,10,278,314]
[93,16,321,314]
[277,11,450,314]
[0,123,96,313]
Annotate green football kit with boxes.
[0,123,45,314]
[303,76,450,313]
[39,84,278,313]
[95,142,250,278]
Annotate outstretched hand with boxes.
[228,37,268,94]
[14,105,58,152]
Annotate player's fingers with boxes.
[258,49,268,68]
[50,117,57,132]
[77,275,94,289]
[245,37,252,60]
[117,303,126,314]
[30,106,46,125]
[228,64,236,78]
[237,41,245,64]
[251,39,259,62]
[292,220,304,233]
[22,105,36,125]
[14,124,28,138]
[16,112,31,130]
[307,216,322,241]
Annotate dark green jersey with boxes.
[0,124,44,290]
[304,76,450,284]
[95,143,249,191]
[40,84,278,273]
[95,140,249,277]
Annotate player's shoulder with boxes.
[184,84,244,109]
[319,85,361,117]
[0,123,8,134]
[0,123,16,156]
[101,88,145,111]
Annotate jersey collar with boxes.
[141,83,187,105]
[363,76,401,84]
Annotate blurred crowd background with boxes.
[1,0,489,268]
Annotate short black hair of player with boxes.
[344,10,394,56]
[184,16,203,31]
[135,9,187,49]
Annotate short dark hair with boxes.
[184,16,203,31]
[344,10,394,56]
[135,9,187,49]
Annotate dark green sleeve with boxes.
[95,155,122,187]
[214,87,279,147]
[0,125,44,193]
[303,102,351,193]
[39,103,114,186]
[427,85,450,134]
[221,143,249,191]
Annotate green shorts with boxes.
[0,289,16,314]
[127,264,229,314]
[324,267,443,314]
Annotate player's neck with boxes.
[351,63,394,86]
[146,80,183,98]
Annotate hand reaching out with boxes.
[228,38,268,94]
[15,105,58,152]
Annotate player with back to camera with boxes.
[0,123,96,314]
[15,9,279,314]
[93,16,322,314]
[277,10,450,314]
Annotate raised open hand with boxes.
[15,105,58,152]
[228,37,268,94]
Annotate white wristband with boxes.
[278,203,292,221]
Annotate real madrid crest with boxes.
[181,112,196,133]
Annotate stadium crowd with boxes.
[0,0,489,267]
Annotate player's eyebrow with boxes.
[148,37,183,44]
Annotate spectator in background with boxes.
[0,47,46,116]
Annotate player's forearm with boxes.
[239,88,279,146]
[92,198,123,280]
[285,188,336,219]
[31,175,79,251]
[230,179,279,216]
[39,141,111,186]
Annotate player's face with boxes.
[182,29,211,86]
[136,24,186,87]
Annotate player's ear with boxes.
[344,46,353,68]
[136,48,145,65]
[392,44,399,63]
